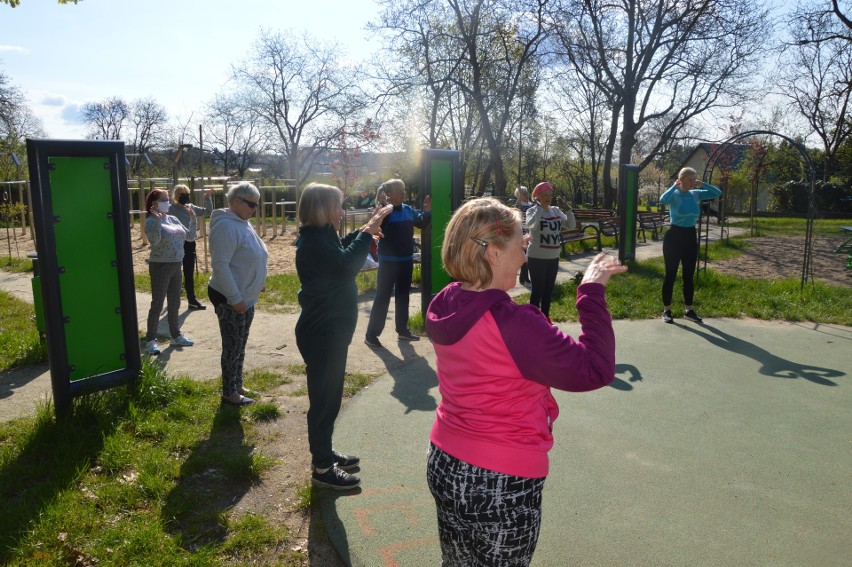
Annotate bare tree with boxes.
[0,68,43,179]
[81,96,129,140]
[0,69,22,133]
[782,1,852,181]
[794,0,852,44]
[447,0,548,196]
[205,93,269,178]
[550,0,771,207]
[232,29,368,186]
[372,0,548,196]
[371,2,480,156]
[127,97,168,175]
[546,66,609,204]
[2,0,80,6]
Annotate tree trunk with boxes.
[288,148,300,184]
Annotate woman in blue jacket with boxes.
[659,167,722,324]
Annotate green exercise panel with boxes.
[27,139,140,418]
[50,156,126,379]
[420,149,463,315]
[618,164,639,263]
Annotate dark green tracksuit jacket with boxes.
[295,224,372,468]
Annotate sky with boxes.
[0,0,381,139]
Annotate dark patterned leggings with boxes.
[426,443,545,566]
[213,302,254,398]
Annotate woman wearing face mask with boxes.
[169,184,214,310]
[143,189,194,355]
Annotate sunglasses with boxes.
[240,197,259,209]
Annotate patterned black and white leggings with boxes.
[426,443,545,566]
[213,302,254,398]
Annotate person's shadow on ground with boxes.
[679,322,846,386]
[369,341,438,414]
[161,404,254,549]
[314,487,362,566]
[610,363,643,391]
[0,363,49,401]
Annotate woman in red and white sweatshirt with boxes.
[525,181,574,317]
[425,197,626,566]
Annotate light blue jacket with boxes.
[660,182,722,228]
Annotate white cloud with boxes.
[61,103,84,125]
[41,94,66,107]
[0,45,28,54]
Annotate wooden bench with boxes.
[560,224,602,257]
[572,209,626,246]
[637,211,671,242]
[572,208,616,227]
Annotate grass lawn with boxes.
[0,362,387,565]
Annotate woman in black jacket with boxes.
[295,183,391,490]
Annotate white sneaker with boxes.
[172,334,194,347]
[145,340,161,355]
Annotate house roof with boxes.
[678,143,749,179]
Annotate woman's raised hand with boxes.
[362,204,393,236]
[581,253,628,286]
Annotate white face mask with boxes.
[157,201,170,213]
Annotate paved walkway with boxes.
[3,226,851,565]
[323,317,851,566]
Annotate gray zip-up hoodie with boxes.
[207,209,268,307]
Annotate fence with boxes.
[1,176,298,273]
[0,179,35,239]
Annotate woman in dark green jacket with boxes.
[296,183,391,490]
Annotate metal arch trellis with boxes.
[698,130,817,291]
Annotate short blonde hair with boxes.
[678,167,697,180]
[298,183,343,227]
[172,184,191,201]
[442,198,520,288]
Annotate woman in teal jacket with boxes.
[659,167,722,324]
[295,183,391,490]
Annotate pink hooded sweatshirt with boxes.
[425,282,616,478]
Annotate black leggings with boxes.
[527,257,559,317]
[182,240,198,303]
[662,225,698,306]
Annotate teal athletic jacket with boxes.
[660,182,722,228]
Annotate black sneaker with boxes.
[398,330,420,342]
[312,466,360,491]
[662,310,674,324]
[332,450,360,471]
[188,301,207,310]
[684,310,703,323]
[364,335,382,348]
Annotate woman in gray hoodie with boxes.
[208,182,269,406]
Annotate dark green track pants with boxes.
[297,333,352,469]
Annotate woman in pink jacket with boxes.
[425,198,626,566]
